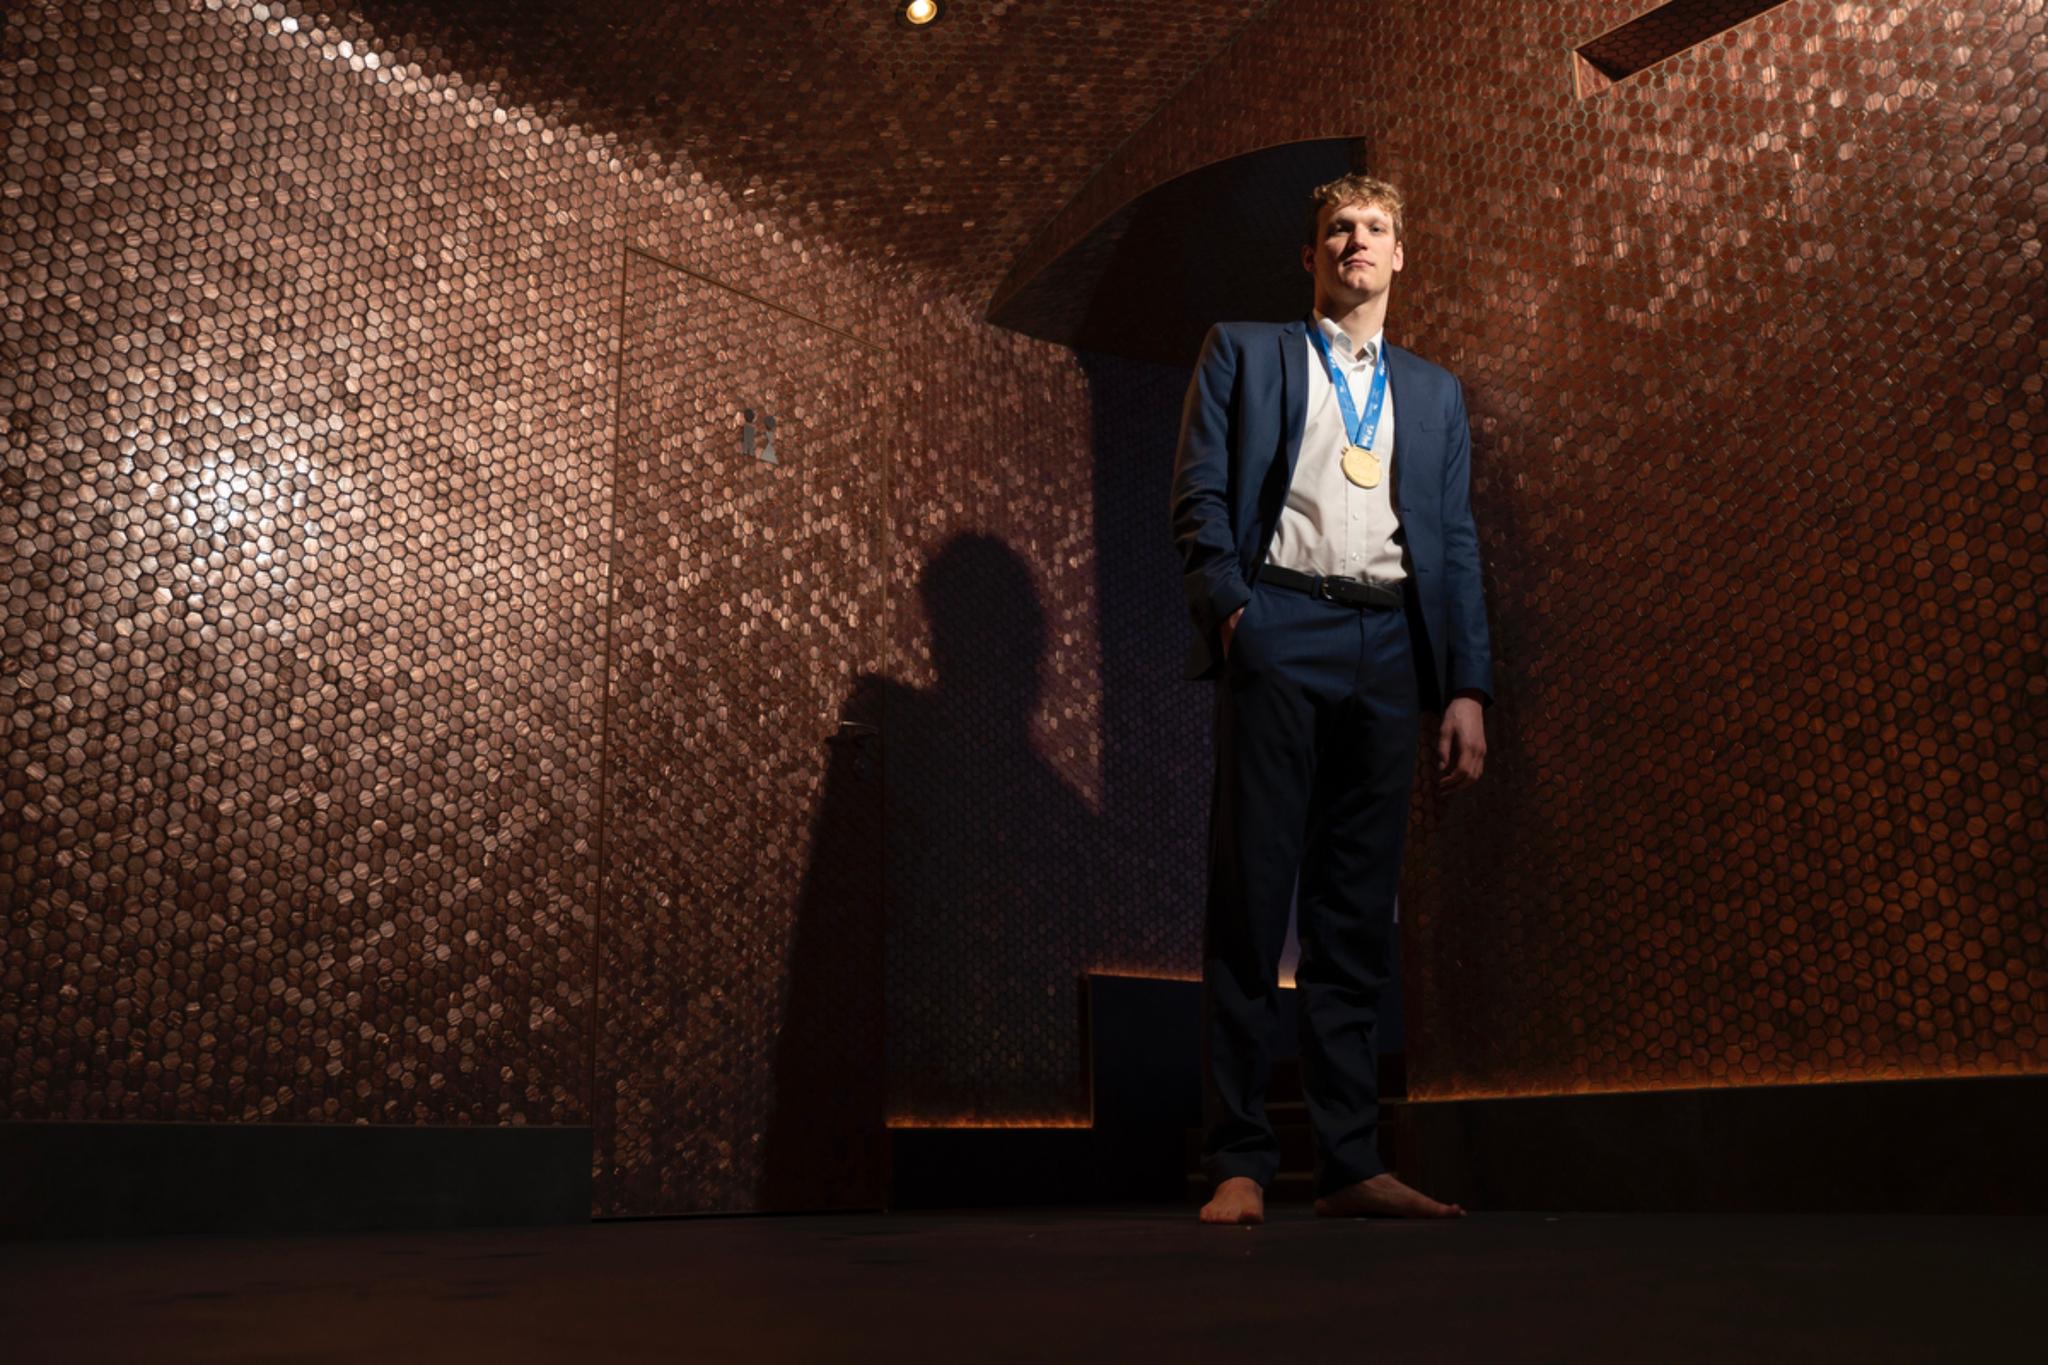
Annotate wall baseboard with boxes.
[1,1121,592,1238]
[1403,1074,2048,1214]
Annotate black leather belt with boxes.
[1258,565,1404,610]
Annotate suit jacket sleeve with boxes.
[1440,375,1495,706]
[1169,324,1253,639]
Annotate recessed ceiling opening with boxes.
[1573,0,1797,99]
[988,138,1363,367]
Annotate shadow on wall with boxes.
[882,536,1107,1119]
[757,656,887,1210]
[1079,351,1217,979]
[768,353,1222,1153]
[773,536,1105,1146]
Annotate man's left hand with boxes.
[1437,697,1486,794]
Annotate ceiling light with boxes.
[902,0,940,26]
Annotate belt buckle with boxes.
[1318,575,1362,607]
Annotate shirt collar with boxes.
[1311,312,1383,366]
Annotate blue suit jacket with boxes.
[1168,319,1493,710]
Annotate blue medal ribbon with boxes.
[1306,321,1389,452]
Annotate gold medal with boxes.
[1341,443,1382,489]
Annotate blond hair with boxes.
[1305,173,1405,244]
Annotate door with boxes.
[596,250,887,1215]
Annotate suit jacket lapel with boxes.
[1279,319,1308,485]
[1386,342,1419,511]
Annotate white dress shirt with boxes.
[1262,313,1407,583]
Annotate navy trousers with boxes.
[1199,575,1422,1197]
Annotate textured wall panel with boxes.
[628,189,1131,1129]
[0,0,1165,1208]
[343,0,1270,300]
[1079,352,1218,979]
[1,0,618,1126]
[597,254,887,1213]
[876,316,1106,1125]
[14,0,2028,1220]
[1012,0,2047,1097]
[627,192,1119,1130]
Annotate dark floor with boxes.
[5,1206,2038,1363]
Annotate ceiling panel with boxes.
[343,0,1271,300]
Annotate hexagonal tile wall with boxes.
[1011,0,2046,1097]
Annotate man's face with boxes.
[1302,199,1404,307]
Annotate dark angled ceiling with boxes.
[341,0,1273,302]
[989,137,1360,367]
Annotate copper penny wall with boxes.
[869,306,1106,1125]
[341,0,1267,300]
[0,0,620,1127]
[9,0,2036,1232]
[1,0,1150,1214]
[1015,0,2047,1096]
[598,255,888,1213]
[621,207,1113,1129]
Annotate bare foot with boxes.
[1314,1173,1466,1219]
[1199,1176,1265,1225]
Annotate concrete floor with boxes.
[5,1206,2039,1363]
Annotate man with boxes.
[1170,174,1492,1224]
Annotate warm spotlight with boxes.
[902,0,940,26]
